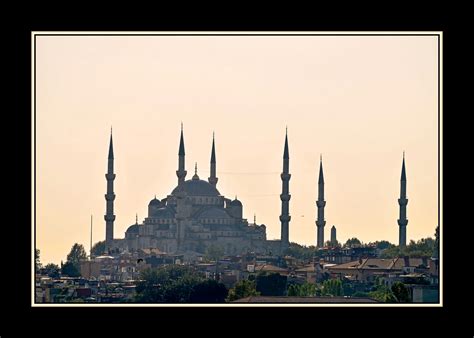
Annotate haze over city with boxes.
[35,35,438,265]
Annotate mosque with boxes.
[104,126,287,256]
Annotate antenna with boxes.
[90,214,93,258]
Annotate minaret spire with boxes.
[176,124,187,185]
[398,153,408,247]
[316,156,326,248]
[280,129,291,252]
[136,213,138,224]
[208,132,218,187]
[104,130,116,248]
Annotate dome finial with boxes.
[254,213,256,224]
[192,162,199,180]
[136,213,138,224]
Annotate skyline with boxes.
[35,34,439,265]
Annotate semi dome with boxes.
[126,223,139,234]
[171,179,220,197]
[198,207,232,219]
[151,207,175,218]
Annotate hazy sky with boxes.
[35,34,439,265]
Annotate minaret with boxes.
[104,128,116,246]
[280,128,291,252]
[176,123,187,185]
[330,225,337,246]
[316,155,326,248]
[208,132,218,187]
[398,152,408,247]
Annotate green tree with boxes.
[35,249,41,271]
[322,279,343,296]
[344,238,362,248]
[91,241,106,256]
[379,237,435,258]
[391,282,410,302]
[135,265,206,303]
[227,279,260,301]
[368,281,397,303]
[44,263,60,278]
[256,272,287,296]
[67,243,87,265]
[285,243,317,260]
[287,282,317,296]
[61,261,80,277]
[371,240,394,250]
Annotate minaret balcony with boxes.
[397,219,408,226]
[280,194,291,202]
[279,215,291,222]
[398,198,408,206]
[105,173,116,180]
[280,173,291,180]
[104,193,116,201]
[316,200,326,207]
[316,220,326,227]
[104,214,116,222]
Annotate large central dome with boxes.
[172,179,220,196]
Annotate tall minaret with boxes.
[208,132,218,187]
[316,155,326,248]
[280,128,291,252]
[176,123,187,185]
[398,152,408,247]
[104,128,116,246]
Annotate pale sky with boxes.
[35,34,439,265]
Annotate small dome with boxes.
[149,197,161,206]
[231,198,242,207]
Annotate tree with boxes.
[287,282,317,297]
[91,241,106,256]
[44,263,60,278]
[135,265,207,303]
[379,237,435,258]
[321,279,343,296]
[227,279,260,301]
[61,261,80,277]
[67,243,87,265]
[190,279,228,303]
[256,272,287,296]
[371,240,394,250]
[35,249,41,272]
[344,238,362,248]
[391,282,410,302]
[433,226,439,259]
[285,243,317,260]
[369,284,397,303]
